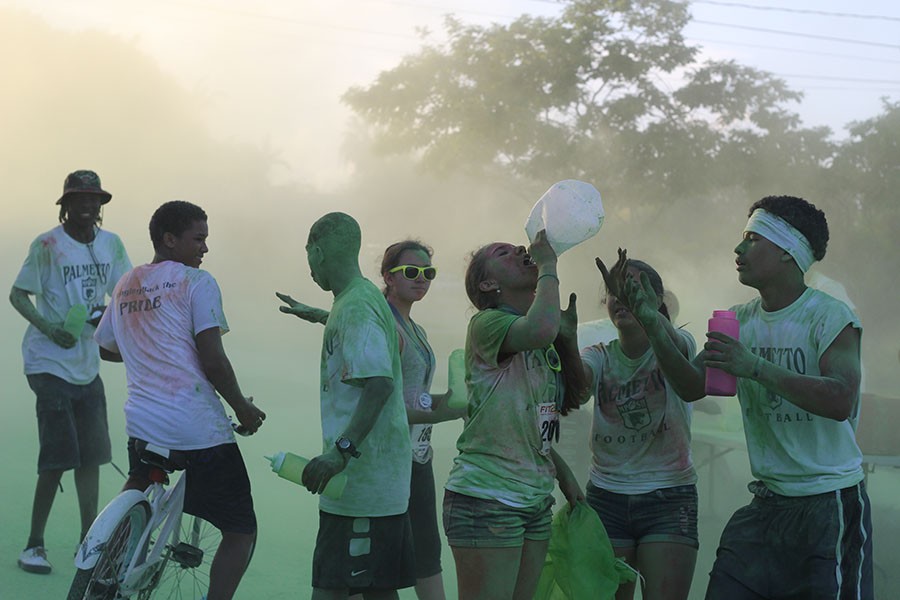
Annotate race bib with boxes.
[410,424,433,463]
[537,402,560,456]
[411,392,434,463]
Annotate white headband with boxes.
[744,208,816,273]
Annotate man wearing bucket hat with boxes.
[10,169,132,574]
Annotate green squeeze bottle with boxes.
[63,303,89,337]
[446,348,468,410]
[265,452,347,500]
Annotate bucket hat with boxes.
[57,170,112,205]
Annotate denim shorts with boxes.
[706,481,873,599]
[28,373,111,472]
[442,489,555,548]
[585,482,699,549]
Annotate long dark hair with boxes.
[464,243,583,415]
[464,244,497,310]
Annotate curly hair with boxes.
[149,201,207,250]
[749,196,828,261]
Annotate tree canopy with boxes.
[342,0,899,386]
[343,0,832,206]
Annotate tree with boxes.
[342,0,832,216]
[824,99,900,327]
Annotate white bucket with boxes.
[524,180,604,256]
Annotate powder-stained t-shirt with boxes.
[391,305,437,465]
[581,328,697,494]
[95,261,235,450]
[15,225,131,385]
[445,308,561,508]
[732,287,864,496]
[318,278,411,517]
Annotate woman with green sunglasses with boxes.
[379,239,466,600]
[442,230,584,600]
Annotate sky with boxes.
[1,0,897,189]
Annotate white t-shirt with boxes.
[733,288,864,496]
[577,318,618,348]
[581,328,697,494]
[318,278,411,517]
[14,225,132,385]
[94,261,234,450]
[391,305,437,465]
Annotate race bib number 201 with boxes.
[537,402,560,456]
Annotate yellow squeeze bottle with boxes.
[265,452,347,500]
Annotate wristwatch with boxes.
[335,436,361,459]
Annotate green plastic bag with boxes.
[534,501,637,600]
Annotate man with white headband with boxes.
[623,195,872,598]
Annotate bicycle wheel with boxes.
[136,515,222,600]
[67,500,151,600]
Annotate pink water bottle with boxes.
[705,310,739,396]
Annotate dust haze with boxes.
[1,7,897,598]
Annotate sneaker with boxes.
[18,546,52,574]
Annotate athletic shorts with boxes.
[442,489,554,548]
[409,459,442,578]
[585,482,699,549]
[312,511,415,593]
[127,438,257,534]
[705,480,874,600]
[28,373,111,473]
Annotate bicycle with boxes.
[67,440,222,600]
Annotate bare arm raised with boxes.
[500,230,561,354]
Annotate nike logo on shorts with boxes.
[351,569,367,577]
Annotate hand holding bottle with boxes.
[528,229,558,272]
[266,452,347,499]
[302,448,349,497]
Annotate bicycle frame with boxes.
[75,468,187,596]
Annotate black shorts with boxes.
[127,438,256,534]
[409,459,442,578]
[28,373,111,472]
[706,481,874,599]
[312,511,415,593]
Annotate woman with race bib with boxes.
[443,230,583,600]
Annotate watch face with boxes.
[338,438,350,449]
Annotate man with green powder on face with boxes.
[281,212,414,599]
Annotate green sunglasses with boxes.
[389,265,437,281]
